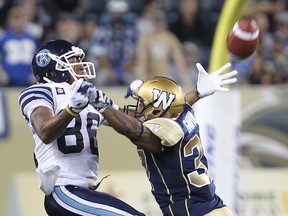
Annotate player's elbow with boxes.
[39,134,53,144]
[37,129,55,144]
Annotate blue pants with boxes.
[45,185,145,216]
[161,195,225,216]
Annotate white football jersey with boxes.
[19,81,109,190]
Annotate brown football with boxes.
[226,17,260,60]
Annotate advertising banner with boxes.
[194,90,241,215]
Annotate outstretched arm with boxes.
[125,63,238,106]
[185,89,200,105]
[88,87,162,154]
[101,106,163,154]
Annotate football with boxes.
[226,17,260,60]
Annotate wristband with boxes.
[130,123,144,141]
[66,106,78,117]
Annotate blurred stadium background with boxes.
[0,0,288,216]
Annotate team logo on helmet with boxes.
[35,49,51,67]
[152,89,176,110]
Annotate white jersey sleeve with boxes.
[19,84,55,122]
[143,118,184,147]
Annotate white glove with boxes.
[67,79,93,115]
[124,79,144,99]
[88,87,118,113]
[196,63,238,98]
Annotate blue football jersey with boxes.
[138,104,225,215]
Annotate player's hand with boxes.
[89,88,110,112]
[88,87,118,113]
[196,63,237,98]
[124,79,144,99]
[67,79,93,115]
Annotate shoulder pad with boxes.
[143,118,183,147]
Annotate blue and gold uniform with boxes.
[97,64,237,215]
[140,104,228,216]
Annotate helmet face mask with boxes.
[32,40,96,83]
[130,76,186,121]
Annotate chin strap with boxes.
[43,77,54,83]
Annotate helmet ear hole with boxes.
[152,110,161,116]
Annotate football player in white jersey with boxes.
[18,39,145,216]
[87,64,237,215]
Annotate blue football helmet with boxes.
[32,39,96,83]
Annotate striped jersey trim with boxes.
[53,186,135,216]
[19,85,54,120]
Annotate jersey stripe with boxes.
[19,86,53,107]
[150,154,174,204]
[53,186,135,216]
[19,86,54,119]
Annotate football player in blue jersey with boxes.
[18,39,145,216]
[88,64,237,215]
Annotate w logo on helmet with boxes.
[152,89,176,110]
